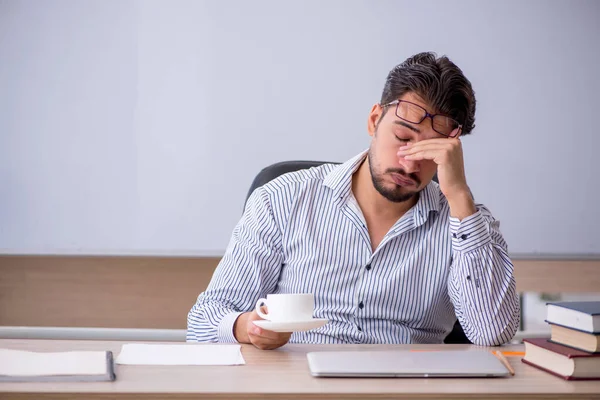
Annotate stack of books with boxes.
[522,301,600,380]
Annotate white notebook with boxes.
[0,349,116,382]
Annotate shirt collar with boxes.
[323,150,367,205]
[323,150,441,223]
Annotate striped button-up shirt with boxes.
[187,151,520,346]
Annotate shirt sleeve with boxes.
[447,205,520,346]
[186,187,284,342]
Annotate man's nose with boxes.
[399,156,420,174]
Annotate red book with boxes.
[522,338,600,380]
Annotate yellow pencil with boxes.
[493,350,515,376]
[501,351,525,357]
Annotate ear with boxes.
[452,127,462,139]
[367,104,383,137]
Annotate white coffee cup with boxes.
[255,293,314,322]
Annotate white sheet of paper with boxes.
[115,344,245,366]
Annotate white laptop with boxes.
[307,350,510,378]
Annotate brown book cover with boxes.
[521,359,599,381]
[523,338,600,358]
[522,338,600,380]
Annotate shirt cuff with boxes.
[449,210,491,253]
[217,311,245,343]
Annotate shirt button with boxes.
[365,264,371,271]
[461,234,468,240]
[452,233,457,238]
[357,326,362,331]
[358,301,364,309]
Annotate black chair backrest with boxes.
[244,161,338,209]
[245,160,470,344]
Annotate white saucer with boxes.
[253,318,328,333]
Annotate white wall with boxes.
[1,0,598,256]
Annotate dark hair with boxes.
[380,52,476,135]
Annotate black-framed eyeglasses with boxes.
[382,100,463,138]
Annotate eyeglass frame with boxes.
[381,99,463,138]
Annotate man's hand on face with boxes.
[397,128,477,220]
[234,309,292,350]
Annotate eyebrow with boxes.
[394,120,421,134]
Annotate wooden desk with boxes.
[1,340,599,399]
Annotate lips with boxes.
[391,173,416,187]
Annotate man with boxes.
[187,52,520,350]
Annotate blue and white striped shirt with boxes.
[187,151,520,346]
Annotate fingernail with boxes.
[253,327,261,335]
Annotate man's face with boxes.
[366,92,443,203]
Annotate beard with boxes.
[367,147,422,203]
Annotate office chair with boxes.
[245,160,471,344]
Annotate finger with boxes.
[252,331,292,344]
[249,333,292,347]
[399,137,460,151]
[249,331,291,349]
[398,142,447,152]
[398,143,447,156]
[247,308,268,323]
[398,138,461,155]
[249,323,285,340]
[404,150,440,161]
[250,337,289,350]
[404,138,455,147]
